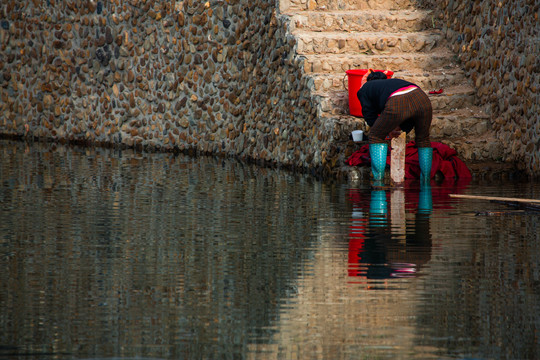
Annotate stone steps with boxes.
[430,107,491,140]
[308,70,469,95]
[301,51,458,74]
[295,29,443,55]
[441,133,504,162]
[314,84,476,114]
[317,103,492,142]
[280,0,500,175]
[283,0,419,11]
[319,109,502,162]
[286,9,433,33]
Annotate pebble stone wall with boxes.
[0,0,340,175]
[425,0,539,175]
[1,0,539,177]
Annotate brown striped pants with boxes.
[369,88,432,148]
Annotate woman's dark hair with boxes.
[366,71,388,81]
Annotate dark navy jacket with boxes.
[357,78,417,132]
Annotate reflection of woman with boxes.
[357,71,433,182]
[347,189,432,281]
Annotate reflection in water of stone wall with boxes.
[0,140,332,358]
[1,140,539,359]
[417,213,540,359]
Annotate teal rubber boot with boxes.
[418,147,433,183]
[369,143,388,181]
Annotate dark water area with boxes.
[1,139,539,360]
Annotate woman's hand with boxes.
[386,128,402,140]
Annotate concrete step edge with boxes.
[300,51,459,73]
[300,50,457,64]
[284,0,420,12]
[317,107,492,139]
[285,9,436,32]
[293,29,443,38]
[307,67,466,78]
[283,9,433,16]
[307,71,470,90]
[315,96,478,114]
[311,88,475,103]
[295,30,446,55]
[318,106,489,122]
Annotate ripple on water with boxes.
[1,140,539,360]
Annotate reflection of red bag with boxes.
[346,141,472,180]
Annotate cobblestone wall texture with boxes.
[425,0,539,175]
[0,0,338,174]
[1,0,539,176]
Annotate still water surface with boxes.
[1,139,539,360]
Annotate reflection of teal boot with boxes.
[369,143,388,181]
[370,190,387,226]
[418,147,433,183]
[418,185,433,214]
[370,190,387,215]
